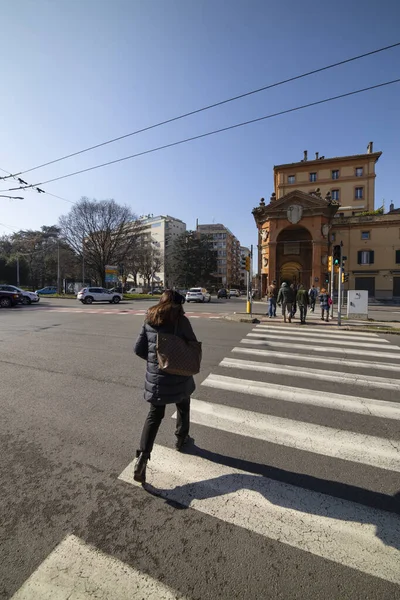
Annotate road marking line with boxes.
[255,325,389,343]
[175,399,400,471]
[11,534,185,599]
[119,446,400,584]
[220,356,400,391]
[241,338,400,360]
[232,346,400,372]
[254,324,380,337]
[247,332,399,350]
[205,371,400,419]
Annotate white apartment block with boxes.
[136,214,186,287]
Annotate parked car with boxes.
[228,289,240,298]
[0,284,39,305]
[126,287,144,294]
[0,290,22,308]
[35,286,57,295]
[186,287,211,303]
[148,288,163,295]
[77,287,123,304]
[217,288,228,299]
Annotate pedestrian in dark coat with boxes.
[277,282,294,323]
[296,284,309,324]
[133,290,198,483]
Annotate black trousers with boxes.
[299,305,307,322]
[139,398,190,455]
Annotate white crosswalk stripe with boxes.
[220,356,400,391]
[232,346,400,372]
[11,534,185,599]
[117,322,400,589]
[119,445,400,585]
[241,337,400,359]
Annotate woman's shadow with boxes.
[143,443,400,551]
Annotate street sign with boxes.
[105,265,119,282]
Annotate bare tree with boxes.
[138,238,163,288]
[59,197,137,285]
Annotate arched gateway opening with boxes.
[276,225,313,286]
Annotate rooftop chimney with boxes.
[367,141,373,154]
[303,150,308,161]
[315,152,319,160]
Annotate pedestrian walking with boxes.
[319,288,331,322]
[296,284,309,324]
[277,282,294,323]
[290,283,297,319]
[308,285,318,312]
[266,280,278,318]
[133,290,200,484]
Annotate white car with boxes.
[228,289,240,298]
[186,287,211,303]
[0,284,39,305]
[77,287,123,304]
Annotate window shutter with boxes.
[369,250,374,264]
[357,251,362,264]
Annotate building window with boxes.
[332,170,339,180]
[331,189,340,201]
[309,172,317,182]
[355,187,364,199]
[331,232,336,242]
[396,250,400,264]
[357,250,374,265]
[361,231,370,240]
[288,175,295,184]
[355,167,363,177]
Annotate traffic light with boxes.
[333,245,341,266]
[245,256,251,271]
[324,273,330,283]
[341,255,347,269]
[328,256,332,270]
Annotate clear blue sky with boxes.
[1,0,399,248]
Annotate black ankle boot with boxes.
[134,451,149,483]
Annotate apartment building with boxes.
[240,246,251,289]
[134,214,186,287]
[253,143,400,299]
[196,223,241,287]
[274,142,381,216]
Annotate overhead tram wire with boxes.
[2,78,399,192]
[0,166,76,205]
[1,41,399,180]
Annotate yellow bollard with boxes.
[246,300,251,314]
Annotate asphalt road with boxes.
[1,301,399,599]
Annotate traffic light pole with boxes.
[330,254,334,318]
[338,262,343,326]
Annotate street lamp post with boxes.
[57,240,61,294]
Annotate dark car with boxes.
[0,290,22,308]
[217,288,228,299]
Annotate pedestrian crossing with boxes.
[11,322,400,597]
[119,323,400,587]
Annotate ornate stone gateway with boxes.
[253,190,338,296]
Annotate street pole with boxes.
[330,251,334,319]
[16,256,20,287]
[250,244,253,317]
[338,262,343,326]
[57,240,60,294]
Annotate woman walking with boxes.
[133,290,198,483]
[319,287,331,322]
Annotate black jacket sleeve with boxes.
[134,324,148,360]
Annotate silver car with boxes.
[77,287,123,304]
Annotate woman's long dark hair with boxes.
[146,290,184,326]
